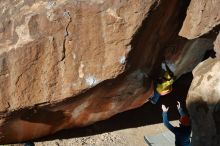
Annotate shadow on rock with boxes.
[36,72,193,142]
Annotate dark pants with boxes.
[150,82,160,104]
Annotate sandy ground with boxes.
[34,121,178,146]
[10,121,178,146]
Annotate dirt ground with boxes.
[11,121,179,146]
[11,73,192,146]
[32,121,178,146]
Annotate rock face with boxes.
[0,0,218,144]
[0,0,151,112]
[214,33,220,58]
[165,38,213,78]
[0,0,194,144]
[181,0,220,146]
[179,0,220,39]
[187,58,220,146]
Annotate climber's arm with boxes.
[177,101,186,117]
[162,105,176,133]
[162,112,176,133]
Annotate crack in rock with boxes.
[60,10,72,62]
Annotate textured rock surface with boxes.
[187,58,220,146]
[1,0,152,142]
[180,0,220,145]
[179,0,220,39]
[0,0,152,111]
[2,0,219,144]
[0,69,153,144]
[179,0,220,146]
[0,0,193,144]
[165,38,213,78]
[214,33,220,57]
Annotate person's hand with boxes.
[162,104,169,112]
[177,101,181,109]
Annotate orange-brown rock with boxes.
[179,1,220,145]
[1,0,157,143]
[179,0,220,39]
[164,38,213,78]
[187,58,220,146]
[0,0,208,144]
[0,69,153,143]
[0,0,153,112]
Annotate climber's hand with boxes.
[162,104,169,112]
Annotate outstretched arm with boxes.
[177,101,186,117]
[162,105,175,133]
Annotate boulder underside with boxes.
[0,0,219,144]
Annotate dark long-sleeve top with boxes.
[162,108,191,146]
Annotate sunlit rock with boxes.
[179,0,220,39]
[187,58,220,146]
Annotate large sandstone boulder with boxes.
[181,0,220,145]
[0,0,193,144]
[179,0,220,39]
[187,58,220,146]
[0,0,151,111]
[0,0,217,144]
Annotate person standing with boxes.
[162,101,191,146]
